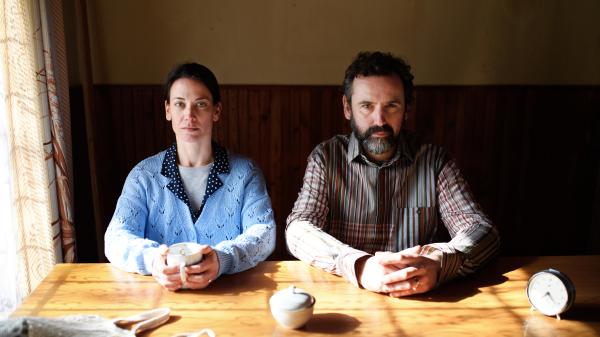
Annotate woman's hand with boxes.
[184,245,220,290]
[152,244,184,291]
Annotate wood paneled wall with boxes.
[70,85,600,263]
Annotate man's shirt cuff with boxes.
[337,251,372,288]
[421,243,462,285]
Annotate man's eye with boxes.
[362,104,371,109]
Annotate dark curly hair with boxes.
[164,62,221,105]
[342,52,414,109]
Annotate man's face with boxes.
[344,74,408,159]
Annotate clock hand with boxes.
[539,292,558,311]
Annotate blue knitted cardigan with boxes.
[104,143,276,279]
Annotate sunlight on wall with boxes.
[63,0,600,86]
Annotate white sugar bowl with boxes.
[269,285,316,329]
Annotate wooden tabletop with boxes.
[11,256,600,336]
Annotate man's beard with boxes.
[350,113,400,156]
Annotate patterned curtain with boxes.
[0,0,75,306]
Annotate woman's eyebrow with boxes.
[172,96,209,101]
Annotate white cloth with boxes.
[0,308,215,337]
[1,314,136,337]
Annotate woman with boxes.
[105,63,275,291]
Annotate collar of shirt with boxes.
[346,130,415,167]
[161,142,230,222]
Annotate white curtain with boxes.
[0,59,20,320]
[0,0,74,318]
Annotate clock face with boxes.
[527,273,569,316]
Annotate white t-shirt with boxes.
[178,162,213,212]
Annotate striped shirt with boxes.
[286,130,500,288]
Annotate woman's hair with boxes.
[342,52,414,108]
[164,62,221,105]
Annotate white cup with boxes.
[166,242,203,290]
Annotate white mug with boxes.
[166,242,203,290]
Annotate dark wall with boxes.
[71,85,600,262]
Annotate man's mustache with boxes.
[364,124,394,137]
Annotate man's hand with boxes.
[378,247,443,297]
[356,245,422,293]
[356,255,400,292]
[152,244,184,291]
[184,245,220,290]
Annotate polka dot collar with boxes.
[161,142,230,222]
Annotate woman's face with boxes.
[165,78,221,144]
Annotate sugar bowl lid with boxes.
[270,285,315,312]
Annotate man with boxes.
[286,52,500,297]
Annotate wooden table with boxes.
[11,256,600,336]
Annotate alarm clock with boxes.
[526,269,576,320]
